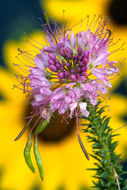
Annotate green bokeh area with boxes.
[0,0,44,68]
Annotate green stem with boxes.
[81,102,127,190]
[95,121,114,189]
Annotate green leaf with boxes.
[103,117,110,131]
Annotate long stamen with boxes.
[44,11,57,44]
[14,117,33,141]
[76,108,89,160]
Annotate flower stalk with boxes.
[81,102,127,189]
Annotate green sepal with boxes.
[34,120,48,135]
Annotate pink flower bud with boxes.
[78,56,82,61]
[77,46,83,55]
[77,67,81,72]
[48,53,56,60]
[74,54,78,59]
[56,63,61,69]
[58,72,64,79]
[48,59,55,65]
[49,65,57,72]
[76,73,80,79]
[67,53,72,59]
[71,69,75,74]
[60,49,66,57]
[65,47,72,54]
[81,72,87,77]
[64,71,69,78]
[74,58,78,63]
[83,58,88,64]
[70,74,77,81]
[83,50,89,58]
[82,66,87,72]
[55,58,60,64]
[79,61,83,66]
[65,63,70,68]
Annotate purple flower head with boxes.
[15,15,122,123]
[15,15,123,168]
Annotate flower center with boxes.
[47,46,89,82]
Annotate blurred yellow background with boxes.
[0,0,127,189]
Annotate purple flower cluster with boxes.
[47,46,89,81]
[19,16,120,122]
[15,15,122,162]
